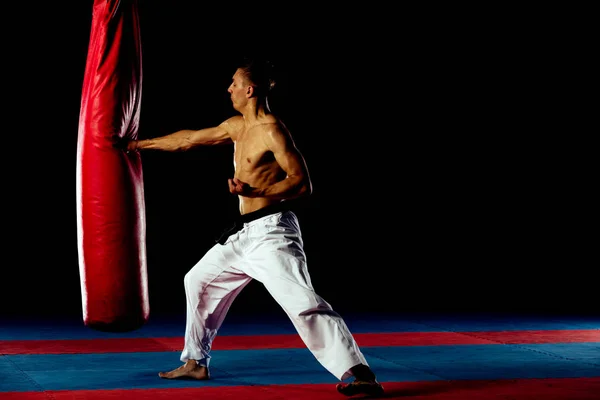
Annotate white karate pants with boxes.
[179,210,368,380]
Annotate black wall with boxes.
[3,2,593,319]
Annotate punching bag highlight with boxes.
[76,0,149,332]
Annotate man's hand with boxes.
[228,177,256,197]
[126,140,138,152]
[113,137,138,152]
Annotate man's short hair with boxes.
[237,56,276,96]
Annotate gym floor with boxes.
[1,311,599,399]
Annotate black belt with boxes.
[215,201,293,244]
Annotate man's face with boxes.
[228,69,250,111]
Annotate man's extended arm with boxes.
[125,118,238,152]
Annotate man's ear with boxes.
[246,85,254,98]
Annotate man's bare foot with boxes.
[158,360,209,380]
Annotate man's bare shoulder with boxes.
[257,119,297,150]
[255,116,290,136]
[220,116,245,140]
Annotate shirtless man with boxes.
[123,57,384,397]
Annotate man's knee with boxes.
[183,267,206,293]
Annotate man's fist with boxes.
[228,177,254,196]
[113,137,138,152]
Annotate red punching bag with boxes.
[76,0,149,332]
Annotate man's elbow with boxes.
[287,174,312,198]
[299,179,313,197]
[179,138,195,151]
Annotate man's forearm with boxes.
[255,176,312,200]
[132,130,195,152]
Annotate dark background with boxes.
[3,2,593,320]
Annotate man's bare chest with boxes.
[233,137,273,171]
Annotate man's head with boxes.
[228,57,276,112]
[237,57,276,97]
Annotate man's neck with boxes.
[241,103,270,124]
